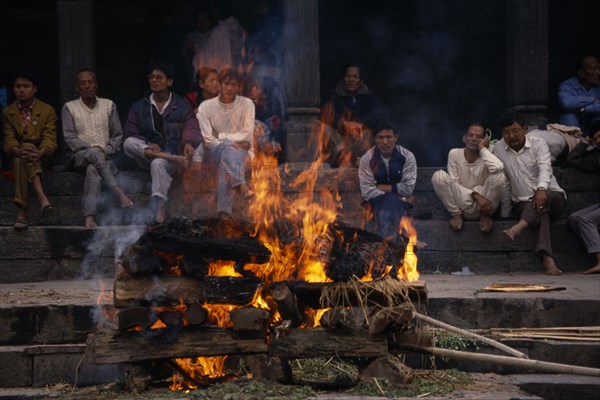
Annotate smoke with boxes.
[318,0,506,167]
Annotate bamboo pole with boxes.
[414,312,529,359]
[396,344,600,378]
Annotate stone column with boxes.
[56,0,95,105]
[506,0,549,127]
[282,0,321,162]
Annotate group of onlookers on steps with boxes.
[1,54,599,276]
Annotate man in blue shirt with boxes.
[558,55,600,136]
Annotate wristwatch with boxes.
[536,187,547,192]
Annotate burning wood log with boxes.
[324,222,406,282]
[144,217,271,267]
[119,244,166,275]
[88,328,268,364]
[271,283,304,327]
[113,275,262,308]
[278,278,427,310]
[117,306,157,331]
[269,328,389,358]
[183,303,207,326]
[230,307,270,331]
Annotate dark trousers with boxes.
[512,190,566,257]
[369,193,410,239]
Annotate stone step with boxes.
[0,344,124,388]
[0,217,595,284]
[1,166,598,227]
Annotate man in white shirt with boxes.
[493,114,566,275]
[196,69,255,219]
[432,122,506,232]
[63,69,133,228]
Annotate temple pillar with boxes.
[56,0,95,105]
[282,0,321,162]
[506,0,549,127]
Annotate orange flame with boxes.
[397,217,420,282]
[170,356,228,391]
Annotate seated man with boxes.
[358,120,417,239]
[432,122,506,232]
[196,68,255,219]
[321,63,390,167]
[558,55,600,136]
[493,114,566,275]
[2,72,57,229]
[567,121,600,171]
[568,202,600,275]
[123,61,202,223]
[62,69,133,228]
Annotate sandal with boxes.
[14,218,29,230]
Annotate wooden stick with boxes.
[413,312,528,359]
[395,344,600,377]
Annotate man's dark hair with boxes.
[218,68,239,84]
[341,62,365,79]
[147,60,176,80]
[13,71,38,87]
[577,54,599,71]
[371,119,396,135]
[498,112,525,129]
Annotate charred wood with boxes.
[117,306,157,331]
[183,303,207,326]
[367,304,414,336]
[119,244,166,275]
[269,328,388,358]
[230,307,270,331]
[271,283,304,327]
[319,307,369,333]
[113,275,262,308]
[88,328,268,364]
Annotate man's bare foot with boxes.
[115,187,134,208]
[85,216,98,229]
[449,214,463,230]
[503,220,528,241]
[479,214,494,232]
[542,255,562,276]
[237,183,255,200]
[583,265,600,274]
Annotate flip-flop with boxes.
[41,203,54,216]
[14,218,28,230]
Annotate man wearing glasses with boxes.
[123,61,202,223]
[558,54,600,136]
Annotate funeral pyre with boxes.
[88,159,428,391]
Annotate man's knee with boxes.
[431,169,449,188]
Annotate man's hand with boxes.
[403,195,417,206]
[147,143,162,153]
[473,193,494,214]
[532,189,547,212]
[478,137,490,151]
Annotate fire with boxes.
[170,356,228,391]
[207,260,241,277]
[397,216,420,282]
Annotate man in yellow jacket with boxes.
[2,73,57,229]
